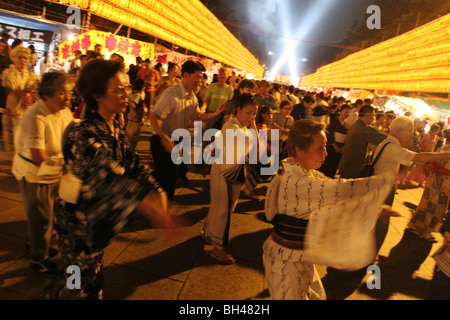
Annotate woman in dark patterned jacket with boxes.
[46,59,176,299]
[318,104,350,178]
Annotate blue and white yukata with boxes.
[263,158,394,300]
[47,111,162,299]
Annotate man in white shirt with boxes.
[344,99,364,128]
[149,60,223,199]
[12,71,74,273]
[373,116,450,249]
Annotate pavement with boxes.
[0,124,445,301]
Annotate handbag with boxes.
[58,165,82,204]
[359,142,390,178]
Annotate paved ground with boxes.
[0,125,445,300]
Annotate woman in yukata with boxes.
[262,119,396,300]
[46,59,179,299]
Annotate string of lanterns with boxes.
[48,0,263,77]
[301,14,450,93]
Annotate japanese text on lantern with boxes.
[59,31,152,62]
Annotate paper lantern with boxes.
[301,14,450,93]
[47,0,263,77]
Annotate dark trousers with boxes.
[150,134,177,199]
[375,185,397,251]
[318,145,342,178]
[426,266,450,300]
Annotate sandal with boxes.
[210,249,235,265]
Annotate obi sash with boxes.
[271,214,309,250]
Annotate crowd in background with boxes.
[0,36,449,300]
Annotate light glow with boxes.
[267,0,334,86]
[46,0,264,77]
[300,14,450,93]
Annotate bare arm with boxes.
[412,152,450,163]
[30,148,49,166]
[204,97,211,110]
[198,102,224,122]
[149,112,174,153]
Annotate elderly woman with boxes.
[46,59,175,300]
[2,45,40,152]
[262,120,396,300]
[12,71,74,273]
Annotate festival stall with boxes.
[422,99,450,125]
[58,30,154,66]
[372,94,438,121]
[0,9,69,75]
[346,89,374,103]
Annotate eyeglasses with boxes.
[109,85,132,95]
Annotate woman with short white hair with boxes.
[2,45,40,152]
[12,71,74,273]
[388,115,414,135]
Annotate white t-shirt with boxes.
[12,99,74,184]
[345,108,359,127]
[219,117,251,166]
[373,135,416,176]
[152,82,201,136]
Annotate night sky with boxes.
[202,0,378,77]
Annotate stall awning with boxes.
[0,9,65,43]
[392,96,437,120]
[0,9,61,32]
[423,99,450,113]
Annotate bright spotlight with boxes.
[267,0,335,85]
[268,51,274,55]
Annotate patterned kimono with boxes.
[408,145,450,237]
[263,158,394,300]
[47,111,161,299]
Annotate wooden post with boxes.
[396,22,401,36]
[86,11,91,31]
[415,12,422,28]
[81,13,86,32]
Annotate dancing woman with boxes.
[202,93,259,264]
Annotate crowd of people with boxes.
[1,38,449,300]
